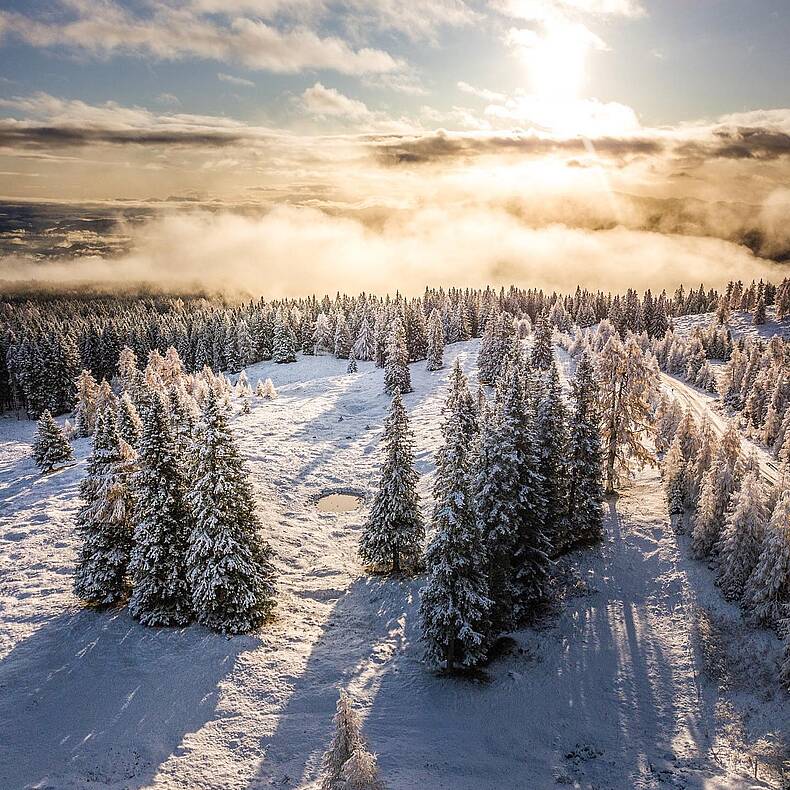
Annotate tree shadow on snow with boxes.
[0,608,254,789]
[247,574,421,789]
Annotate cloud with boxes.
[0,2,402,75]
[457,81,507,103]
[301,82,372,120]
[0,205,780,297]
[499,0,644,21]
[218,72,255,87]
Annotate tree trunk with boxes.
[392,545,400,574]
[446,626,455,673]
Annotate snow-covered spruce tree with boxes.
[352,314,376,362]
[347,352,358,374]
[531,313,554,370]
[117,390,143,448]
[128,389,192,627]
[32,409,73,472]
[321,690,383,790]
[73,397,136,605]
[536,359,570,553]
[691,450,738,560]
[334,315,352,359]
[717,470,767,602]
[256,378,278,400]
[508,361,552,616]
[744,489,790,627]
[654,393,683,454]
[688,418,716,508]
[383,317,412,395]
[420,371,491,670]
[359,389,423,573]
[753,296,767,325]
[74,369,100,437]
[475,390,520,632]
[565,352,604,547]
[185,388,276,634]
[273,312,297,364]
[595,335,656,495]
[426,308,445,371]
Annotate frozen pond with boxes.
[316,493,363,513]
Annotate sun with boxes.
[530,26,589,101]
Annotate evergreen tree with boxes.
[334,315,352,359]
[744,490,790,627]
[717,471,767,602]
[347,353,358,374]
[32,409,73,472]
[531,314,554,370]
[536,360,570,552]
[359,390,423,573]
[74,369,100,437]
[73,397,136,605]
[565,352,604,547]
[273,313,297,364]
[117,390,143,448]
[426,308,445,371]
[128,389,192,627]
[321,691,383,790]
[475,394,520,632]
[185,389,276,633]
[691,452,738,559]
[420,372,491,670]
[383,318,412,395]
[507,362,552,616]
[352,314,376,362]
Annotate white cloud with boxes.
[499,0,644,21]
[218,72,255,87]
[457,82,507,103]
[301,82,372,120]
[0,2,403,75]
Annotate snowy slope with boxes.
[673,307,790,343]
[0,341,786,789]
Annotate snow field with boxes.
[0,339,786,789]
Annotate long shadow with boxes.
[0,609,255,789]
[247,575,417,789]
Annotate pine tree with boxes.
[128,389,192,627]
[74,369,100,437]
[347,352,358,374]
[359,390,423,573]
[73,397,136,605]
[531,314,554,370]
[426,308,445,371]
[536,360,570,552]
[117,390,143,447]
[321,691,382,790]
[507,362,552,616]
[256,378,278,400]
[744,490,790,627]
[352,314,376,362]
[596,335,656,494]
[334,315,352,359]
[420,372,491,670]
[185,389,276,633]
[565,352,604,547]
[717,471,767,602]
[32,409,73,472]
[691,452,737,559]
[273,313,297,364]
[383,318,412,395]
[475,393,520,632]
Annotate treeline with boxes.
[656,403,790,686]
[4,278,749,420]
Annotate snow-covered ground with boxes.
[0,341,787,789]
[674,307,790,342]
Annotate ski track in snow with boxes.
[0,339,786,789]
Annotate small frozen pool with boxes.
[316,493,363,513]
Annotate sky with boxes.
[0,0,788,294]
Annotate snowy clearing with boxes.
[0,340,786,789]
